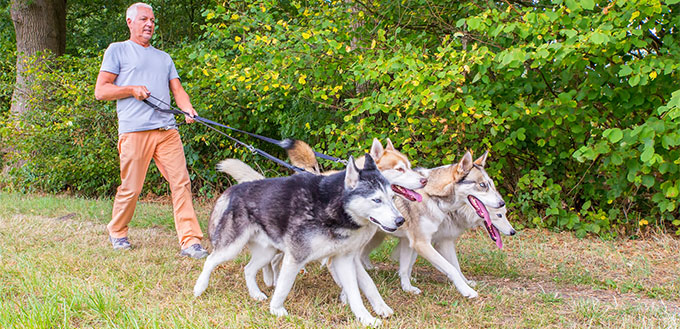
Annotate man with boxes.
[94,2,207,259]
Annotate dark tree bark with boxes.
[9,0,66,115]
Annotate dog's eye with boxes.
[497,213,503,218]
[479,182,487,189]
[397,168,405,173]
[373,198,382,204]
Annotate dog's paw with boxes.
[461,288,478,299]
[401,284,421,295]
[373,303,393,318]
[193,280,208,297]
[270,306,288,317]
[250,291,268,301]
[358,315,381,327]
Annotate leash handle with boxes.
[143,97,306,173]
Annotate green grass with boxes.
[1,193,679,328]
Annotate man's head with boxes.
[126,3,155,46]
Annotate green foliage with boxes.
[65,0,213,56]
[1,54,120,195]
[2,0,679,237]
[193,0,680,236]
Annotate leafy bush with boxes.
[194,0,680,236]
[0,53,191,197]
[2,0,679,237]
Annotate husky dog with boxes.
[219,138,427,286]
[362,150,516,296]
[193,155,404,326]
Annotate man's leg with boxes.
[153,129,203,249]
[108,131,154,241]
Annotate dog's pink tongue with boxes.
[408,189,423,202]
[480,201,503,249]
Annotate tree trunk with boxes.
[9,0,66,115]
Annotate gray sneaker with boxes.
[180,244,208,259]
[109,236,132,250]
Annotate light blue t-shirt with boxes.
[100,40,180,134]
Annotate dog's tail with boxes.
[280,138,321,174]
[216,159,265,183]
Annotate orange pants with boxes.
[107,129,203,249]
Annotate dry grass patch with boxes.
[1,193,679,328]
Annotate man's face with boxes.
[127,7,155,44]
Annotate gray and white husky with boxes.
[193,155,404,326]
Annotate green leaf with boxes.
[585,223,600,234]
[642,175,655,188]
[581,0,595,10]
[618,65,633,77]
[590,32,609,45]
[565,0,580,11]
[604,128,623,143]
[640,146,655,163]
[575,229,587,238]
[629,75,641,87]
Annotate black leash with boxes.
[142,96,308,173]
[145,94,346,165]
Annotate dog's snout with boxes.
[498,200,506,208]
[420,178,428,186]
[395,216,405,227]
[509,229,516,236]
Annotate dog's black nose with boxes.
[395,216,405,227]
[509,229,516,236]
[420,178,428,186]
[498,200,506,207]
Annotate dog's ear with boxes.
[363,153,378,171]
[474,150,489,167]
[345,155,360,189]
[456,151,474,176]
[384,138,395,151]
[369,138,384,161]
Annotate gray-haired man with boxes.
[94,2,207,259]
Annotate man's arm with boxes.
[94,71,150,101]
[169,78,197,124]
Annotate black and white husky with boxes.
[193,155,404,326]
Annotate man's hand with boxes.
[184,107,197,124]
[130,86,150,100]
[95,71,150,101]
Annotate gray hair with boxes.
[126,2,153,21]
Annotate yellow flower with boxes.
[639,219,649,226]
